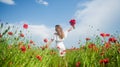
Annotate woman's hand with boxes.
[68,26,73,32]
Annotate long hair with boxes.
[55,25,64,39]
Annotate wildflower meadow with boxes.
[0,22,120,67]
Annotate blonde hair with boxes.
[55,25,64,39]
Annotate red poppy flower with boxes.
[100,33,110,37]
[30,40,34,44]
[42,47,45,50]
[45,45,48,48]
[20,33,24,37]
[109,37,117,43]
[100,33,106,37]
[104,58,109,64]
[76,62,80,67]
[99,59,104,64]
[40,46,46,50]
[88,43,96,48]
[86,38,91,41]
[8,32,13,35]
[105,42,111,48]
[0,33,2,38]
[20,46,26,52]
[44,38,48,43]
[106,34,110,37]
[23,23,28,29]
[99,58,109,64]
[28,44,30,49]
[36,55,42,61]
[69,19,76,29]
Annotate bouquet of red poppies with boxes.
[69,19,76,29]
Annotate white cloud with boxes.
[64,0,120,48]
[28,25,53,39]
[0,0,15,5]
[36,0,48,6]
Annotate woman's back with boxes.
[54,31,68,43]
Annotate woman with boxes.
[45,25,73,67]
[50,25,73,56]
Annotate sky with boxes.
[0,0,120,48]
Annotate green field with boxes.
[0,23,120,67]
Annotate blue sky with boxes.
[0,0,120,48]
[0,0,88,26]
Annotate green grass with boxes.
[0,40,120,67]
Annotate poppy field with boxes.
[0,23,120,67]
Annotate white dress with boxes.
[52,31,68,56]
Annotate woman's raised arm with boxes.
[68,26,73,32]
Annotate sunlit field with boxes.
[0,23,120,67]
